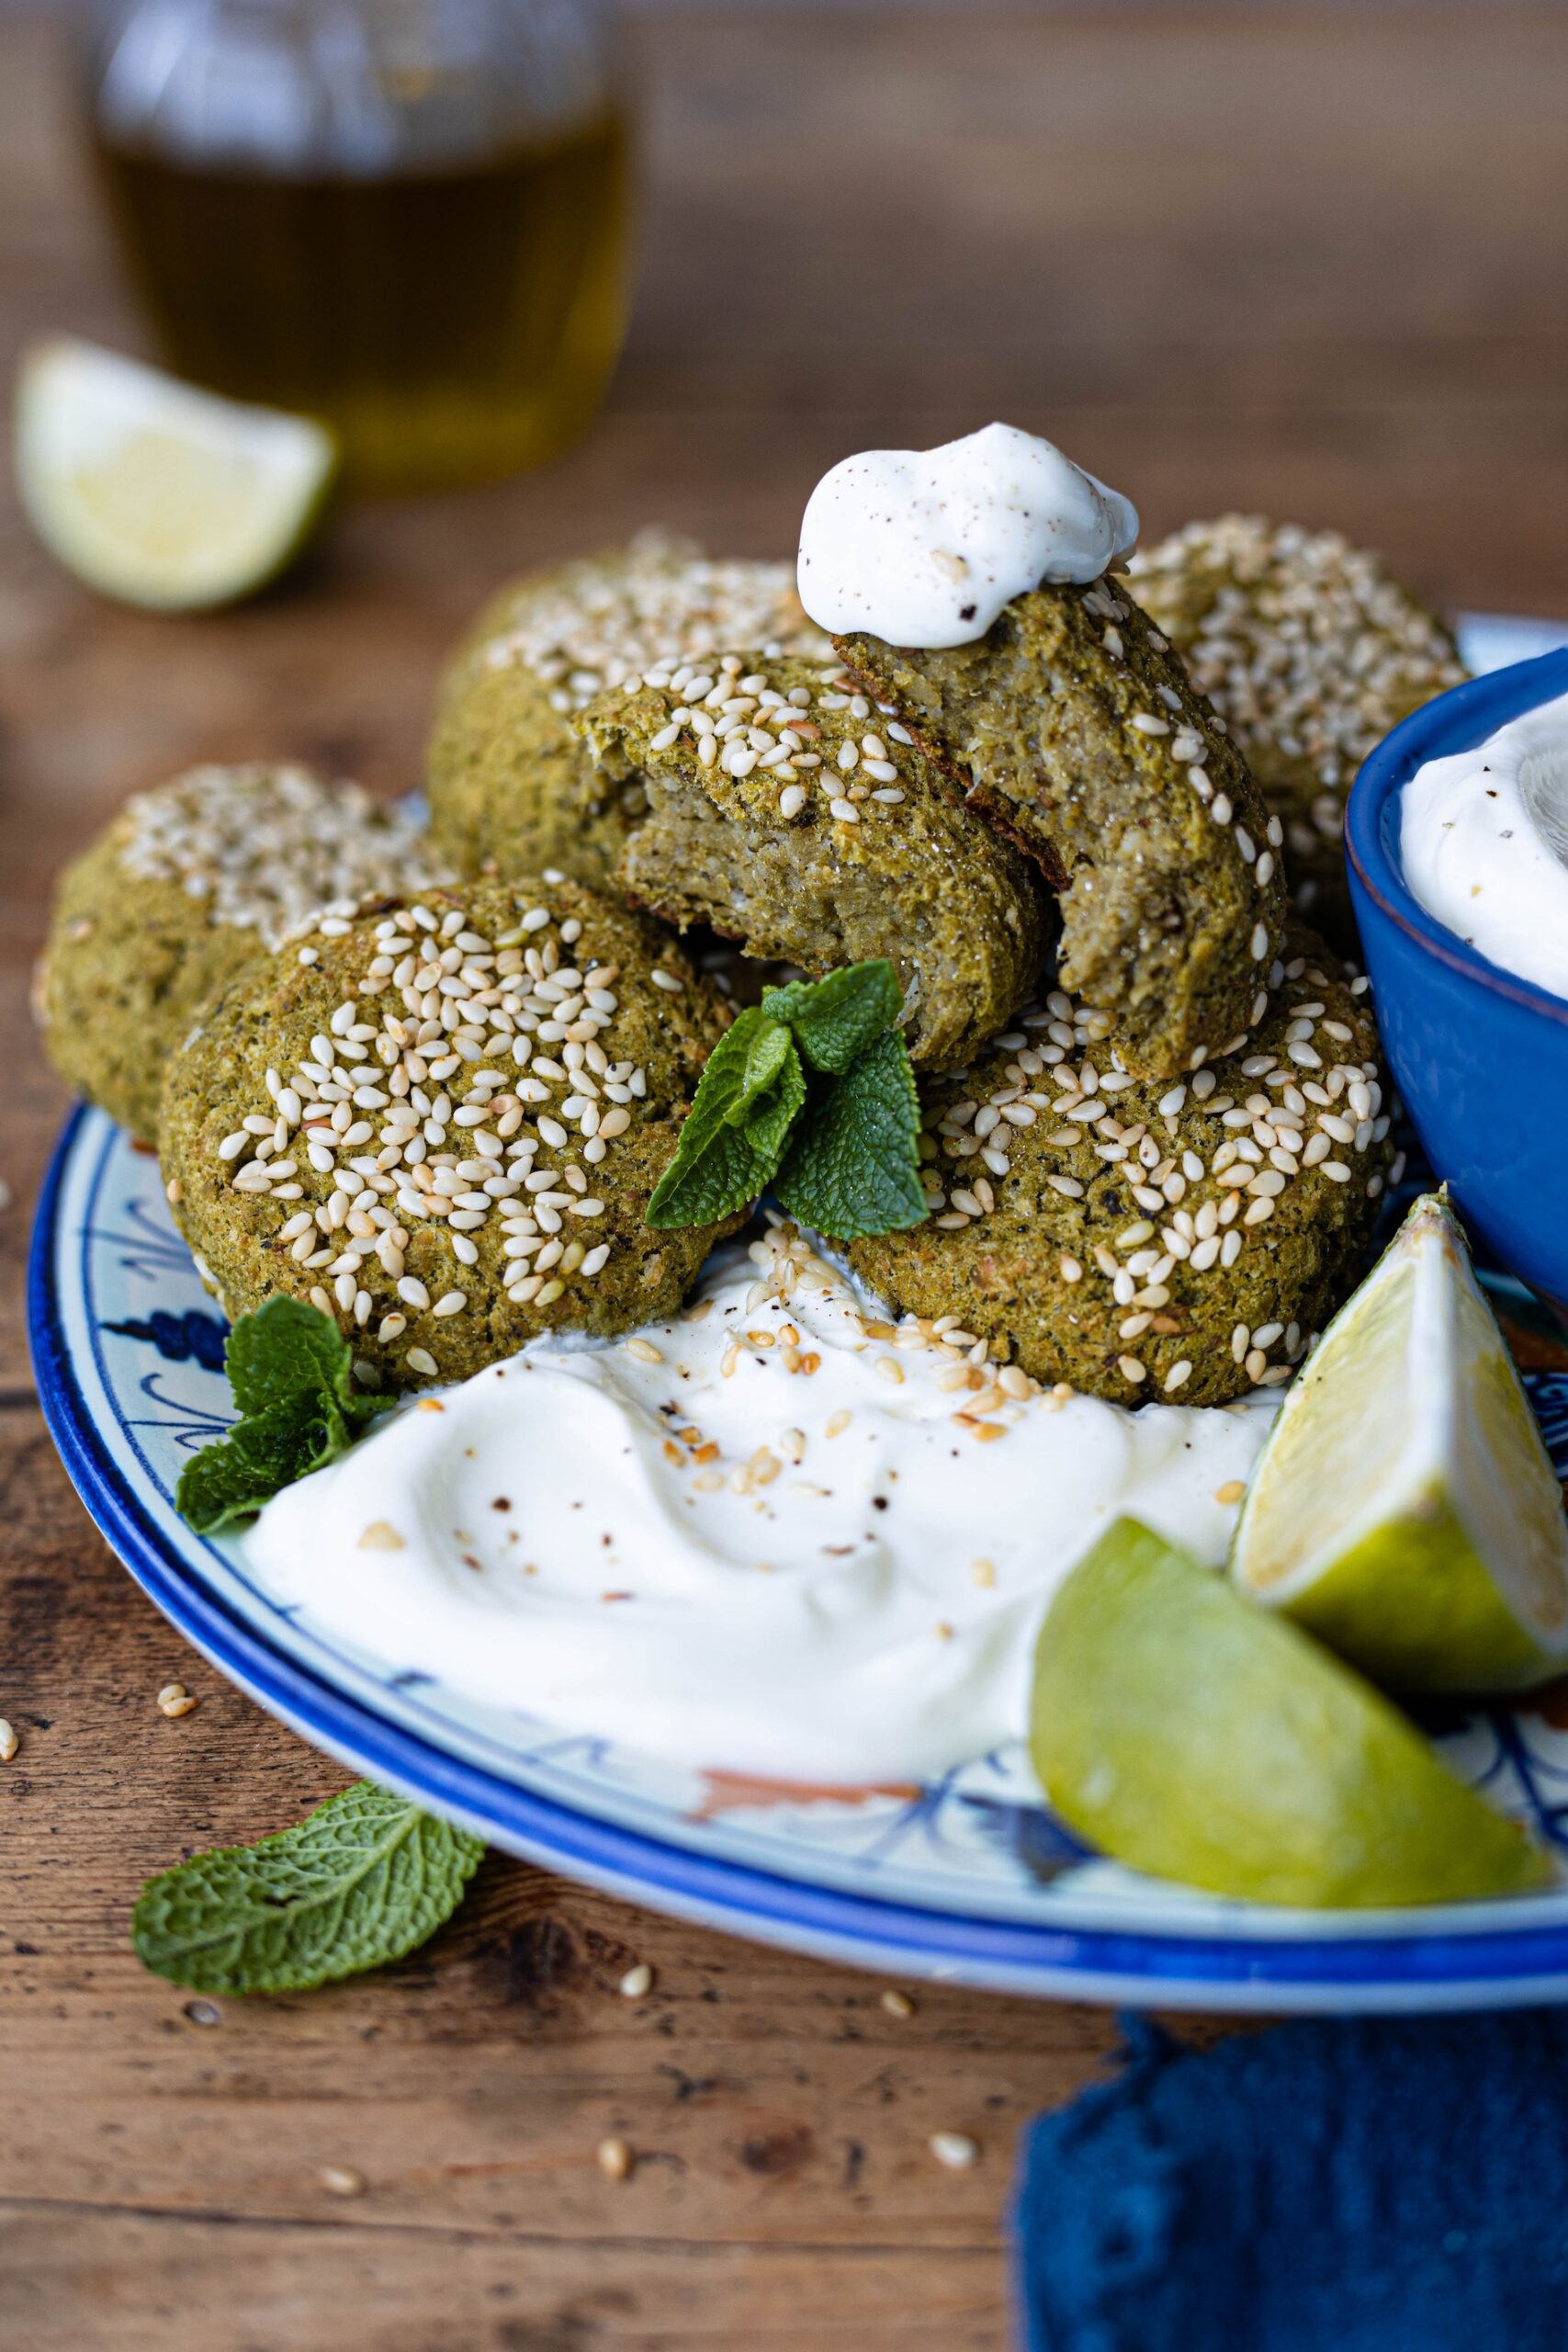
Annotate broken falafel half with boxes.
[425,535,830,888]
[572,650,1049,1071]
[832,577,1289,1080]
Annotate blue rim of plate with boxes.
[28,606,1568,2012]
[34,1113,1568,2013]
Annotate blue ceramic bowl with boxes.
[1347,647,1568,1315]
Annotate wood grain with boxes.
[0,1410,1137,2347]
[4,6,1566,2344]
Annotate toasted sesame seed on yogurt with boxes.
[244,1224,1273,1782]
[1401,686,1568,1001]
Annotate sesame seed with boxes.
[619,1962,654,1998]
[930,2132,979,2170]
[597,2137,634,2182]
[0,1721,17,1762]
[624,1337,663,1364]
[158,1681,198,1718]
[1130,516,1466,820]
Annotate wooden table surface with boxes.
[4,6,1568,2345]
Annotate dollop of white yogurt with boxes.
[246,1239,1269,1781]
[1401,687,1568,1001]
[796,422,1139,650]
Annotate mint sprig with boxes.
[132,1782,485,1995]
[646,959,929,1241]
[774,1029,927,1236]
[761,959,904,1074]
[176,1295,393,1534]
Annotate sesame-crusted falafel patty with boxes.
[574,651,1047,1070]
[37,763,442,1146]
[159,880,739,1391]
[846,927,1395,1408]
[1129,516,1467,946]
[832,580,1289,1081]
[425,534,831,888]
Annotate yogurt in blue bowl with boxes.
[1347,648,1568,1316]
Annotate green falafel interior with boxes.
[646,958,928,1240]
[574,650,1047,1071]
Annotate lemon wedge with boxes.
[15,337,336,612]
[1031,1517,1551,1907]
[1232,1192,1568,1693]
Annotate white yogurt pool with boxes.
[247,1229,1271,1781]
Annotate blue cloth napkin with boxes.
[1011,2010,1568,2351]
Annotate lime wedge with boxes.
[1031,1518,1551,1906]
[1232,1191,1568,1693]
[15,338,336,611]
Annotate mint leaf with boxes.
[775,1031,928,1239]
[175,1296,390,1534]
[132,1782,485,1995]
[739,1047,807,1161]
[761,959,905,1074]
[646,1009,804,1228]
[648,1120,778,1231]
[177,1391,352,1532]
[225,1293,364,1419]
[647,966,928,1240]
[735,1011,795,1108]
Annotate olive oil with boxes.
[91,115,631,492]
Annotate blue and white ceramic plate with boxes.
[28,613,1568,2015]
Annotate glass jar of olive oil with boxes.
[80,0,632,492]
